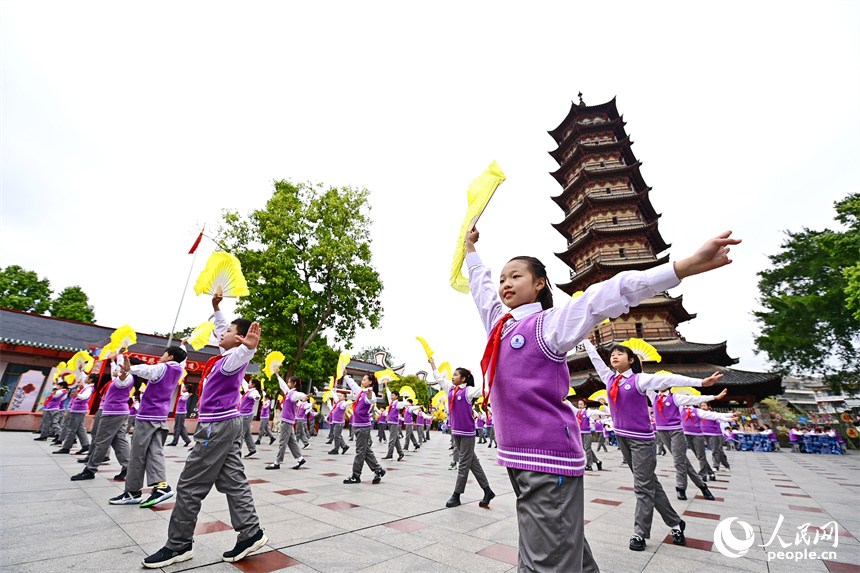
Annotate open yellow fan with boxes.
[589,389,608,403]
[398,385,416,401]
[179,369,188,384]
[671,386,701,396]
[188,321,216,351]
[194,252,250,298]
[336,352,351,379]
[438,362,452,380]
[109,325,137,352]
[432,390,447,408]
[264,351,285,379]
[450,160,506,293]
[620,338,662,363]
[567,387,576,396]
[571,291,610,324]
[69,351,95,374]
[376,369,399,384]
[53,362,67,382]
[415,336,434,359]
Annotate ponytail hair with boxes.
[455,367,475,388]
[508,256,553,310]
[288,376,301,388]
[610,345,642,374]
[364,373,379,394]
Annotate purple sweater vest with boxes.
[448,386,476,436]
[197,359,247,423]
[681,407,703,436]
[44,393,59,411]
[700,417,722,436]
[386,400,400,424]
[137,363,183,422]
[260,400,271,419]
[69,385,94,413]
[492,312,585,476]
[404,407,414,425]
[331,401,346,424]
[176,394,189,415]
[476,415,485,429]
[101,381,131,416]
[605,374,655,440]
[351,390,373,428]
[576,409,591,433]
[653,393,682,431]
[239,390,256,416]
[280,391,298,423]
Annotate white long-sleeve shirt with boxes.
[583,339,706,394]
[429,368,483,402]
[276,375,306,402]
[343,376,376,406]
[129,344,189,382]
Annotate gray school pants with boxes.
[125,420,168,492]
[617,435,681,538]
[425,425,431,440]
[327,421,335,442]
[295,420,310,446]
[331,423,346,450]
[61,412,90,450]
[581,433,600,466]
[659,429,704,490]
[166,417,261,550]
[127,415,136,435]
[40,410,59,438]
[507,469,599,573]
[351,427,383,478]
[404,425,419,449]
[239,415,256,453]
[487,427,496,447]
[50,410,63,436]
[86,415,130,472]
[707,435,730,470]
[596,433,607,452]
[90,410,103,442]
[275,421,302,465]
[377,422,386,442]
[452,436,489,494]
[417,425,425,444]
[169,414,191,445]
[386,425,404,457]
[59,410,72,441]
[686,434,713,480]
[258,418,275,442]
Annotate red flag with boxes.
[188,228,204,254]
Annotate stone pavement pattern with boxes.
[2,430,859,573]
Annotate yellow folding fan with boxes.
[109,324,137,352]
[69,351,95,374]
[437,362,452,380]
[336,352,351,379]
[52,361,67,382]
[264,351,285,379]
[194,252,250,298]
[188,321,216,350]
[415,336,434,359]
[620,338,662,363]
[671,386,701,396]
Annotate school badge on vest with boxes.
[624,384,631,390]
[510,334,525,349]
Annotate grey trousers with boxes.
[239,415,256,453]
[404,425,419,449]
[351,427,382,477]
[61,412,90,449]
[59,410,72,442]
[331,423,346,450]
[617,436,681,538]
[166,417,261,550]
[596,433,607,452]
[417,425,425,444]
[686,434,713,480]
[581,433,600,466]
[90,410,103,443]
[169,414,191,445]
[40,410,59,438]
[86,415,130,472]
[507,469,599,573]
[386,425,404,457]
[258,418,275,441]
[50,410,63,436]
[275,422,302,464]
[707,435,730,470]
[452,436,489,494]
[295,420,310,446]
[660,430,704,490]
[377,422,386,442]
[487,427,496,447]
[127,414,136,434]
[125,420,168,492]
[425,426,430,440]
[327,421,335,441]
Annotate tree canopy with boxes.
[218,180,383,379]
[50,286,95,323]
[754,193,860,392]
[353,345,397,365]
[0,265,52,314]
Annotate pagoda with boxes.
[547,94,781,407]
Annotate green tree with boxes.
[754,193,860,392]
[50,286,95,323]
[152,326,196,339]
[353,345,396,365]
[385,375,430,408]
[218,180,384,378]
[0,265,52,313]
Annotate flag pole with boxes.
[168,227,204,347]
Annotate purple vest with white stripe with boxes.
[176,394,189,415]
[331,401,346,424]
[239,390,256,416]
[606,374,655,440]
[653,393,682,430]
[197,358,246,423]
[700,417,722,436]
[43,392,58,411]
[680,407,703,436]
[476,415,485,429]
[404,407,414,425]
[386,400,400,424]
[351,390,373,428]
[69,385,94,413]
[101,381,131,416]
[491,312,585,476]
[577,409,591,433]
[280,391,297,422]
[260,400,271,419]
[594,419,603,433]
[137,363,183,422]
[447,385,476,436]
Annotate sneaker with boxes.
[372,469,386,484]
[114,468,127,480]
[140,485,174,508]
[708,474,716,481]
[269,437,275,445]
[292,459,306,470]
[700,486,715,501]
[449,462,457,470]
[78,458,89,464]
[676,488,687,501]
[672,520,686,545]
[328,449,339,455]
[34,436,48,441]
[223,529,268,563]
[302,443,310,449]
[166,443,177,447]
[381,456,393,460]
[397,454,404,461]
[52,448,70,454]
[109,490,142,505]
[342,445,349,455]
[255,440,261,445]
[585,466,593,472]
[265,463,280,470]
[142,544,193,568]
[629,535,646,551]
[73,445,90,455]
[596,461,603,471]
[479,487,495,508]
[244,451,257,459]
[343,475,361,484]
[71,468,96,481]
[446,492,461,507]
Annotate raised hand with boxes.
[715,388,728,400]
[236,322,261,349]
[702,372,724,387]
[465,226,480,253]
[673,231,742,279]
[212,293,223,311]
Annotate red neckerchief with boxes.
[449,386,462,413]
[684,407,695,421]
[197,354,225,396]
[657,393,665,417]
[479,312,513,401]
[610,374,623,412]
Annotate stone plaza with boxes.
[1,430,858,573]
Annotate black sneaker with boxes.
[446,492,461,507]
[255,440,261,445]
[372,469,386,484]
[676,488,687,500]
[596,461,603,471]
[629,535,646,551]
[166,443,177,447]
[292,459,306,470]
[585,466,593,471]
[140,485,174,508]
[343,475,361,484]
[342,445,349,454]
[479,487,495,507]
[52,448,70,454]
[109,490,142,505]
[672,520,686,545]
[142,543,193,568]
[73,445,90,455]
[700,486,715,501]
[708,474,716,481]
[34,436,48,441]
[269,437,275,445]
[71,468,96,481]
[397,454,404,461]
[244,451,257,458]
[78,457,89,464]
[114,468,127,481]
[328,449,339,455]
[223,529,268,563]
[381,456,393,460]
[265,463,280,470]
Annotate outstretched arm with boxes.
[583,340,614,383]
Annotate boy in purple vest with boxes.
[36,381,66,440]
[256,393,276,445]
[143,315,268,568]
[267,370,307,470]
[403,398,421,450]
[238,379,260,458]
[111,345,186,508]
[382,383,406,461]
[168,383,192,447]
[342,374,386,484]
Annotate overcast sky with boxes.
[2,0,858,381]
